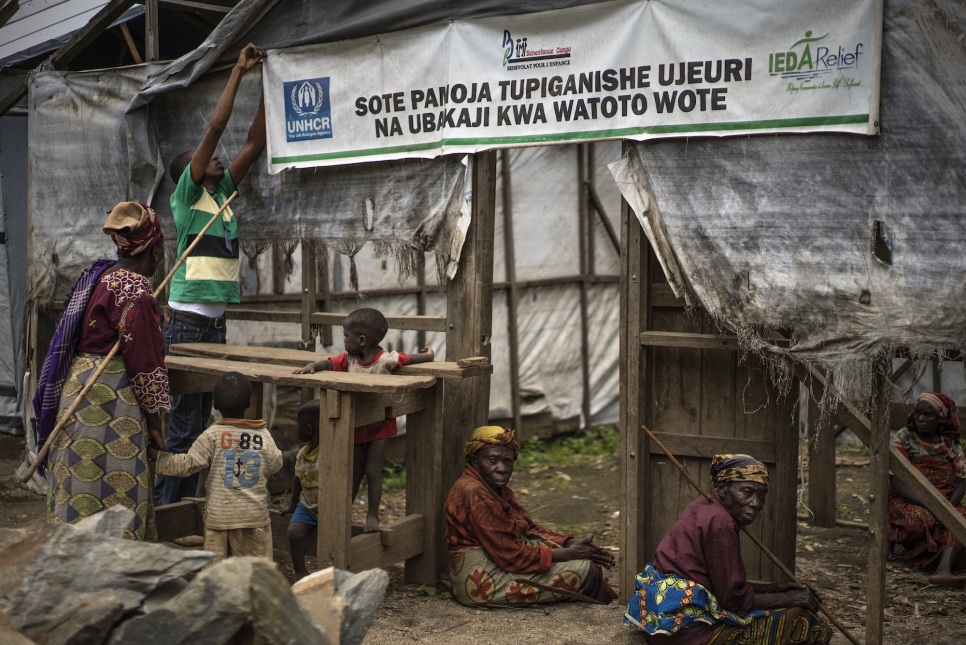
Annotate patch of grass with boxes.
[516,425,620,469]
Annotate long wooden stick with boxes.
[641,425,862,645]
[23,192,238,482]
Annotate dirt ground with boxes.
[2,434,965,644]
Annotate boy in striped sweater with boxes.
[150,371,281,562]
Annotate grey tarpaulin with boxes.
[610,0,966,401]
[28,0,608,303]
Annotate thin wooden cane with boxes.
[641,425,862,645]
[23,192,238,482]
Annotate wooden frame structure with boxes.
[158,344,491,582]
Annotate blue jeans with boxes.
[154,315,226,506]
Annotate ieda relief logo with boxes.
[284,77,332,142]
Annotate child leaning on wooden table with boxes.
[294,307,434,534]
[149,371,282,562]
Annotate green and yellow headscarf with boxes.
[464,425,520,460]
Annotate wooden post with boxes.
[442,152,496,494]
[619,142,649,602]
[404,380,443,584]
[301,241,317,352]
[500,149,522,435]
[317,390,356,569]
[807,396,837,527]
[144,0,159,62]
[416,253,427,350]
[866,357,892,645]
[317,244,333,347]
[577,144,592,430]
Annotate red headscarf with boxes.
[103,202,162,256]
[906,392,959,440]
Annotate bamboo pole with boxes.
[641,424,862,645]
[23,193,238,482]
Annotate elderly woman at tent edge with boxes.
[33,203,170,541]
[443,425,617,606]
[624,454,831,644]
[888,392,966,587]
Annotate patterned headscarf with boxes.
[907,392,959,440]
[710,453,769,486]
[103,202,162,256]
[464,425,520,459]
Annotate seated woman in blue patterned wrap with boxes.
[624,454,831,644]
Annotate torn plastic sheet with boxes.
[609,0,966,402]
[26,65,469,305]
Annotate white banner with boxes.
[264,0,881,172]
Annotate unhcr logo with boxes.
[283,77,332,142]
[768,31,863,81]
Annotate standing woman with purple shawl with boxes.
[32,203,170,541]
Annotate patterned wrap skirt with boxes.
[46,353,157,541]
[625,564,831,644]
[449,536,593,607]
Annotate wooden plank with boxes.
[318,392,355,569]
[442,151,496,498]
[0,1,20,30]
[0,0,136,117]
[246,381,264,420]
[227,308,301,324]
[769,377,798,582]
[794,362,966,548]
[165,356,436,393]
[119,23,142,64]
[159,0,231,12]
[143,0,158,61]
[648,431,776,463]
[866,361,891,645]
[155,499,203,542]
[352,390,425,428]
[169,343,491,379]
[650,283,683,308]
[404,380,443,584]
[641,331,790,350]
[499,149,523,436]
[807,396,837,527]
[310,312,447,333]
[619,138,648,603]
[350,514,424,572]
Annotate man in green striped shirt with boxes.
[156,43,267,506]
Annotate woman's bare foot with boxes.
[927,573,966,588]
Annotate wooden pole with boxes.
[866,358,891,645]
[144,0,159,62]
[442,152,496,495]
[500,149,522,436]
[807,396,837,527]
[23,193,237,482]
[642,424,862,645]
[576,144,592,430]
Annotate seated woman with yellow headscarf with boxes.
[624,454,831,644]
[444,425,616,607]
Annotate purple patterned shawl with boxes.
[32,259,115,454]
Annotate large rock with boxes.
[0,508,212,642]
[108,557,330,645]
[293,567,388,645]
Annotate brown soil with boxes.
[2,435,964,644]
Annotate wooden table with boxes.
[163,344,491,584]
